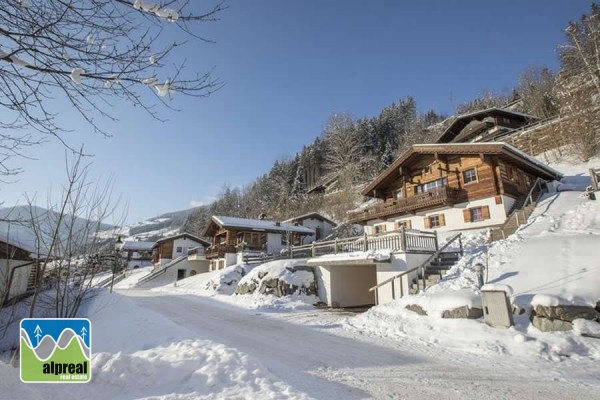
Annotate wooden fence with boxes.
[286,228,438,259]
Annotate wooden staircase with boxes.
[409,252,460,294]
[490,178,545,242]
[26,263,40,293]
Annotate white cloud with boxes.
[189,200,204,207]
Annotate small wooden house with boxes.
[151,233,210,267]
[349,143,562,233]
[436,108,539,144]
[283,212,337,242]
[120,241,154,268]
[202,216,315,270]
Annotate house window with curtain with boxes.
[415,177,448,194]
[463,206,490,222]
[374,224,387,235]
[424,214,445,229]
[463,168,477,184]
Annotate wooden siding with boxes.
[498,160,536,198]
[160,241,173,259]
[397,156,498,203]
[349,154,520,224]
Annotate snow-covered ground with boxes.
[1,154,599,399]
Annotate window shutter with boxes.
[463,209,472,223]
[406,220,412,229]
[382,224,387,232]
[424,217,431,229]
[439,214,446,226]
[482,205,490,219]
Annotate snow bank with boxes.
[0,291,311,399]
[152,263,257,296]
[238,259,314,289]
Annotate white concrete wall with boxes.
[171,237,204,259]
[365,196,511,235]
[224,253,237,268]
[315,266,331,305]
[0,259,34,300]
[374,253,431,305]
[127,259,152,269]
[501,195,517,216]
[266,233,282,255]
[137,259,210,289]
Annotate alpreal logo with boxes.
[20,318,91,383]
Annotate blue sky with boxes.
[1,1,590,224]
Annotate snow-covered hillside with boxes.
[99,206,203,242]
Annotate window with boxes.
[374,224,387,235]
[393,189,404,200]
[506,166,515,181]
[463,168,477,184]
[176,246,183,253]
[470,207,483,221]
[415,177,448,194]
[424,214,445,229]
[395,220,412,230]
[463,206,490,223]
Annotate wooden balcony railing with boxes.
[205,244,237,259]
[286,228,438,258]
[348,186,463,223]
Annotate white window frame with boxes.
[463,168,478,184]
[429,215,441,227]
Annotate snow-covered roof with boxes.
[153,233,210,248]
[121,241,155,251]
[211,216,315,235]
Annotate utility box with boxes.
[481,290,514,328]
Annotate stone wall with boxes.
[235,265,317,297]
[530,304,600,334]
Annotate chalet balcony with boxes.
[348,186,463,224]
[205,244,237,259]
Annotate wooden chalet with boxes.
[202,216,314,270]
[436,108,539,144]
[151,233,210,267]
[348,143,562,232]
[282,212,337,242]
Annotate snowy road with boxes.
[125,290,598,400]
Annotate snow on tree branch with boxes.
[0,0,225,175]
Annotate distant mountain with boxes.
[0,205,115,254]
[111,206,208,242]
